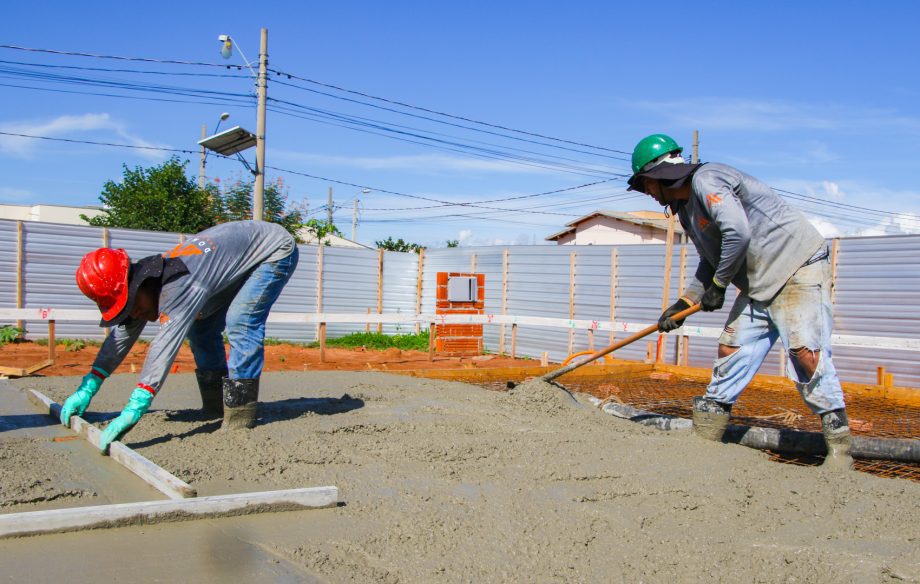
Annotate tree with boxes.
[211,175,305,242]
[216,176,303,228]
[82,157,218,233]
[301,218,342,245]
[446,240,460,248]
[375,236,425,253]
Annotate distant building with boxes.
[297,230,371,249]
[0,203,105,225]
[545,210,683,245]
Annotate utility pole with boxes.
[253,28,268,221]
[692,129,699,164]
[327,186,334,225]
[198,124,207,189]
[352,199,359,241]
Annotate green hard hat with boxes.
[631,134,683,174]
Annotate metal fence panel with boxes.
[21,222,107,341]
[381,251,419,336]
[4,216,919,390]
[833,235,920,386]
[322,247,379,338]
[266,244,318,343]
[0,220,18,311]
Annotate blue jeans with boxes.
[704,258,846,414]
[186,247,299,379]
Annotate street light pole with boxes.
[352,199,359,241]
[253,28,269,221]
[198,124,207,189]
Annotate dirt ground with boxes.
[0,340,541,377]
[2,371,919,583]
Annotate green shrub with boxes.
[0,325,24,346]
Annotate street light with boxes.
[353,189,371,241]
[214,30,269,221]
[198,112,231,189]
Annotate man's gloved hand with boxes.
[60,368,109,426]
[99,387,154,453]
[701,280,727,312]
[658,298,693,332]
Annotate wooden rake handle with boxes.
[540,304,701,383]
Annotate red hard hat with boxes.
[76,248,131,320]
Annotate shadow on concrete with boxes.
[259,394,365,425]
[0,413,57,432]
[125,394,363,448]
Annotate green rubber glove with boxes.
[60,368,109,426]
[99,387,154,453]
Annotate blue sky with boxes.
[2,0,919,246]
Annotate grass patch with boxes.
[34,338,102,349]
[310,331,430,351]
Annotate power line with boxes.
[0,44,236,68]
[0,130,198,154]
[267,68,632,157]
[0,58,248,78]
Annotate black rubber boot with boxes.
[820,409,854,471]
[194,368,227,418]
[221,378,259,430]
[692,396,732,442]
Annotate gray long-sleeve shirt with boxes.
[93,221,296,395]
[678,163,825,303]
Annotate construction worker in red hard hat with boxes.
[628,133,853,472]
[62,220,299,453]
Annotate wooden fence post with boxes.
[15,220,23,332]
[470,253,477,273]
[609,249,618,346]
[568,251,576,355]
[657,218,676,363]
[319,322,327,363]
[829,238,841,305]
[415,248,425,334]
[499,248,509,355]
[316,244,324,342]
[428,322,436,361]
[510,323,518,359]
[377,249,384,334]
[676,244,688,365]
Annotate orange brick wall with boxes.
[435,272,485,355]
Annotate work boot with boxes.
[820,409,854,472]
[221,378,259,430]
[692,396,732,442]
[194,368,227,418]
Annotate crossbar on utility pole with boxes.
[253,28,268,221]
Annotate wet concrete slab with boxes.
[0,380,164,512]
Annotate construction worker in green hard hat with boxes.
[628,133,853,472]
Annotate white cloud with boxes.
[458,229,473,244]
[621,97,920,134]
[270,151,574,176]
[0,113,166,161]
[857,213,920,236]
[807,217,841,238]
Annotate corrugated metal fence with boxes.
[1,219,917,387]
